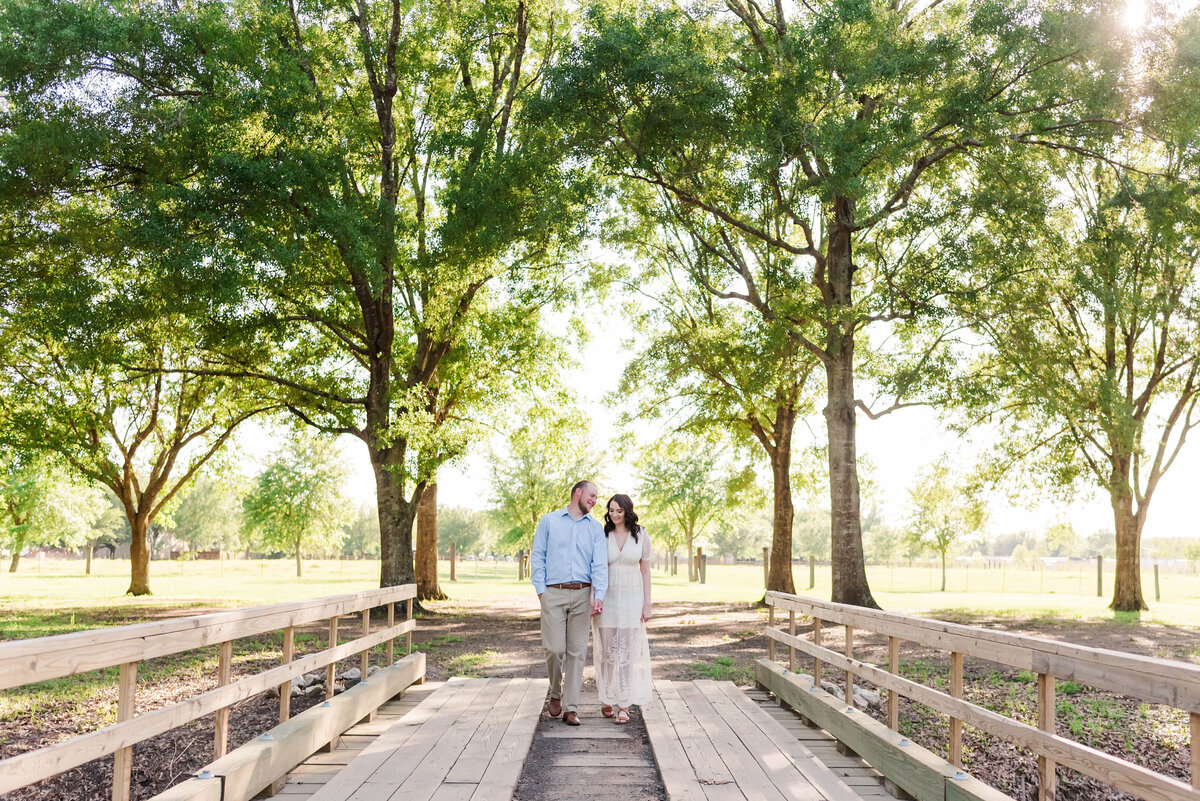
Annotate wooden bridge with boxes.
[2,586,1198,801]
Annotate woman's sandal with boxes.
[614,708,630,724]
[601,705,615,718]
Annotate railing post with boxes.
[1038,673,1057,801]
[763,546,770,590]
[215,640,233,759]
[406,598,413,655]
[888,636,899,730]
[279,625,294,723]
[1191,712,1200,789]
[327,616,339,699]
[1155,564,1161,601]
[768,603,776,662]
[386,602,396,665]
[949,651,963,767]
[700,553,707,584]
[788,611,796,673]
[812,618,823,688]
[808,554,815,589]
[360,608,371,680]
[112,661,138,801]
[450,542,456,581]
[1096,555,1103,597]
[844,625,854,707]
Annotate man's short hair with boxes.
[570,480,593,496]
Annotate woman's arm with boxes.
[640,536,653,622]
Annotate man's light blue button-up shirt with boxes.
[530,507,608,601]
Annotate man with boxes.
[530,479,608,725]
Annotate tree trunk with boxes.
[127,514,151,596]
[1110,488,1147,611]
[85,540,93,575]
[940,551,947,592]
[416,481,447,601]
[767,419,796,594]
[373,450,420,589]
[295,538,303,577]
[823,208,879,609]
[8,537,21,572]
[686,531,696,582]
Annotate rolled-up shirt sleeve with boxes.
[531,516,549,595]
[589,527,608,601]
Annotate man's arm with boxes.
[589,527,608,602]
[530,516,549,595]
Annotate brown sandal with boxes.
[601,705,614,718]
[614,708,630,724]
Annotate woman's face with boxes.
[607,502,625,525]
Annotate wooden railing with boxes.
[764,592,1200,801]
[0,585,417,800]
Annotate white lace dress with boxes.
[592,530,653,708]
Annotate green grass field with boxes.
[3,556,1199,639]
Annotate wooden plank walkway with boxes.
[272,678,546,800]
[644,680,868,801]
[272,679,886,801]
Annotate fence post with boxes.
[279,625,294,723]
[1096,555,1103,597]
[949,651,963,767]
[767,603,776,662]
[1155,564,1161,601]
[386,602,396,665]
[327,616,339,709]
[808,554,815,589]
[700,553,707,584]
[1038,673,1057,801]
[360,608,371,681]
[406,598,413,655]
[111,662,138,801]
[763,546,770,590]
[812,618,823,688]
[215,641,233,759]
[888,636,900,730]
[788,611,796,672]
[518,549,525,581]
[450,542,456,582]
[1191,712,1199,789]
[844,625,854,709]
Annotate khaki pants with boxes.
[540,586,591,713]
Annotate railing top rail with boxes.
[766,591,1200,711]
[0,584,416,691]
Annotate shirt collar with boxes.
[559,506,596,522]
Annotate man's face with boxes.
[577,484,598,512]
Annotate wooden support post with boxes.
[768,604,776,662]
[809,554,815,589]
[700,553,707,584]
[812,618,823,687]
[450,542,456,581]
[112,661,138,801]
[844,625,854,707]
[360,608,370,680]
[518,549,525,581]
[1191,712,1199,789]
[949,651,963,767]
[888,636,900,731]
[1096,555,1103,597]
[215,640,233,760]
[763,546,770,590]
[788,611,796,673]
[1038,673,1057,801]
[405,598,413,655]
[327,616,339,699]
[1155,564,1161,602]
[386,602,395,665]
[279,626,294,723]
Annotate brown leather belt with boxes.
[546,582,590,590]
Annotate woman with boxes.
[592,493,653,724]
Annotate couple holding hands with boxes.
[531,480,654,725]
